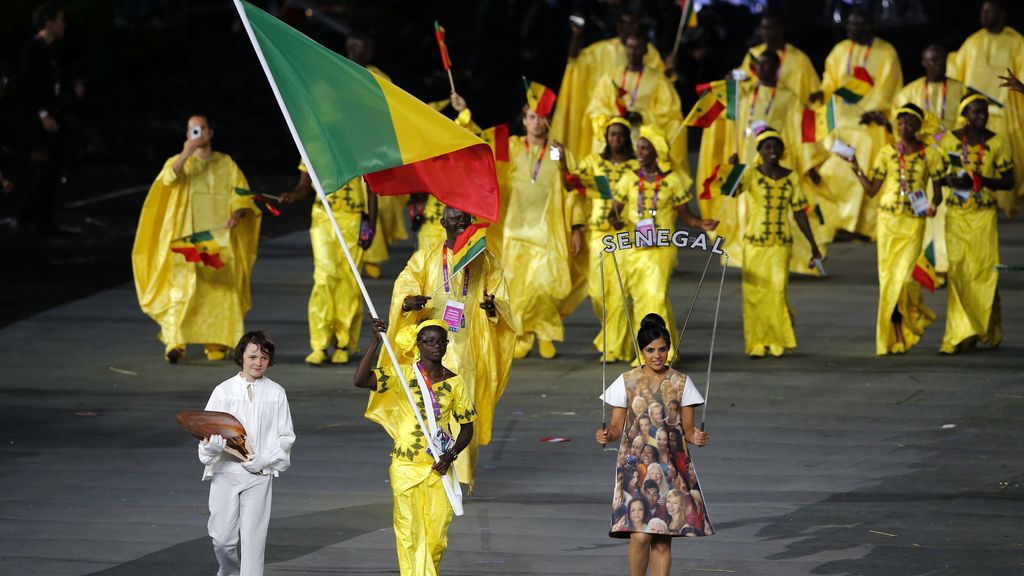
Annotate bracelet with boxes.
[444,448,459,461]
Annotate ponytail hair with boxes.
[637,313,671,349]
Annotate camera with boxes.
[190,126,202,140]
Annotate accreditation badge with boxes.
[442,300,466,333]
[908,189,930,216]
[636,218,656,247]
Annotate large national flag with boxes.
[702,163,746,198]
[235,0,499,222]
[912,241,938,292]
[801,97,837,143]
[170,230,225,269]
[834,66,874,104]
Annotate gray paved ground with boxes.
[2,216,1023,575]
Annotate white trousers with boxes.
[208,471,273,576]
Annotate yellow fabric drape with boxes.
[948,27,1024,213]
[551,38,664,163]
[377,244,517,487]
[573,153,640,362]
[613,170,692,359]
[875,212,936,355]
[742,244,795,357]
[738,43,822,103]
[941,207,1002,353]
[390,464,451,576]
[696,84,828,274]
[131,153,260,352]
[414,195,447,255]
[585,67,689,176]
[817,38,903,238]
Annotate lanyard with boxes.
[441,249,471,296]
[897,142,924,196]
[749,84,777,126]
[962,132,985,194]
[620,68,644,108]
[637,171,662,218]
[416,363,442,421]
[526,138,547,183]
[924,79,948,120]
[846,39,873,75]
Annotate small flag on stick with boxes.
[801,97,837,143]
[450,223,488,276]
[170,230,225,269]
[834,66,874,104]
[435,21,455,93]
[912,241,938,292]
[702,163,746,198]
[234,187,281,216]
[567,173,614,200]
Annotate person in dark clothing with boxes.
[16,2,66,234]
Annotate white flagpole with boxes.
[233,0,463,515]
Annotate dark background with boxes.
[0,0,1020,326]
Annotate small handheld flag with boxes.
[567,173,613,200]
[524,78,557,118]
[702,163,746,199]
[801,97,837,143]
[170,230,225,269]
[234,187,281,216]
[435,21,455,93]
[450,223,488,277]
[834,66,874,104]
[912,241,938,292]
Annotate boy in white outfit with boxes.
[197,331,295,576]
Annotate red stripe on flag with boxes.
[912,264,936,293]
[852,66,874,86]
[365,142,500,222]
[801,109,816,143]
[435,25,451,70]
[693,99,725,128]
[701,163,721,199]
[535,88,557,117]
[452,222,490,254]
[566,174,587,196]
[695,82,711,95]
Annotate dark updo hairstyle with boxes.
[637,313,671,349]
[234,330,276,367]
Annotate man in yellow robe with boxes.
[280,163,377,365]
[947,0,1024,216]
[551,12,664,163]
[696,51,828,275]
[453,91,587,360]
[132,116,260,362]
[896,44,965,277]
[737,12,822,103]
[814,8,903,239]
[381,207,517,487]
[347,32,408,277]
[585,31,688,176]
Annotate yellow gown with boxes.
[894,77,966,276]
[818,37,903,239]
[572,153,640,362]
[948,26,1024,213]
[132,152,260,354]
[696,83,828,274]
[367,364,476,576]
[869,143,947,355]
[738,43,822,103]
[613,169,694,358]
[938,132,1008,353]
[551,38,664,163]
[586,67,689,176]
[377,243,517,487]
[297,162,369,355]
[736,167,809,357]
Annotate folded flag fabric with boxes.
[687,79,737,127]
[235,0,499,221]
[450,222,488,276]
[834,66,874,104]
[612,79,629,116]
[524,78,557,117]
[702,163,746,198]
[912,240,938,292]
[434,21,452,70]
[567,173,614,200]
[170,230,225,269]
[234,187,280,216]
[801,97,837,143]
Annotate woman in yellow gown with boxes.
[850,103,947,355]
[938,94,1012,353]
[609,126,717,360]
[566,117,640,362]
[734,129,823,357]
[354,318,476,576]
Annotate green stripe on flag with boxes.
[594,175,613,199]
[240,1,402,193]
[725,78,739,120]
[825,98,837,132]
[451,238,486,277]
[189,230,215,243]
[721,163,745,197]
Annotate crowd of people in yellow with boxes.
[129,2,1023,575]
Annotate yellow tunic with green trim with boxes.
[368,364,476,576]
[937,133,1009,352]
[869,143,947,355]
[817,38,904,239]
[613,170,693,358]
[574,154,640,362]
[297,161,369,354]
[131,152,260,352]
[736,168,808,356]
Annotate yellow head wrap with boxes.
[895,103,941,142]
[592,115,633,145]
[394,319,450,363]
[638,125,671,172]
[958,92,989,116]
[754,127,783,148]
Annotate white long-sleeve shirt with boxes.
[198,373,295,480]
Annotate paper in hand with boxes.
[830,138,856,161]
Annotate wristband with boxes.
[444,448,458,461]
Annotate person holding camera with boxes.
[279,162,377,366]
[131,116,261,362]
